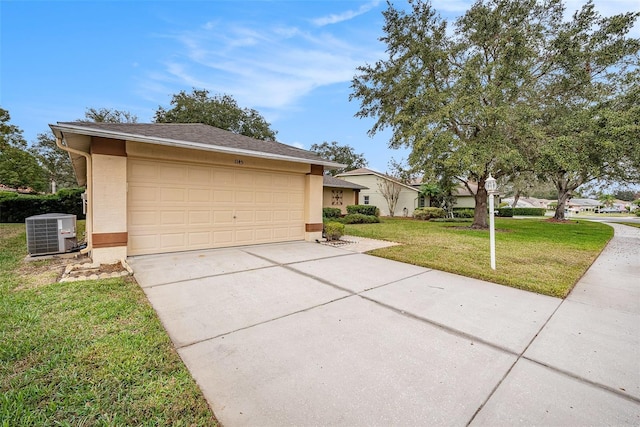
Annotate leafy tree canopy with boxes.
[351,0,639,226]
[0,108,47,192]
[309,141,367,176]
[29,132,76,192]
[80,107,138,123]
[154,89,277,141]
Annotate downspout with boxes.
[56,137,92,255]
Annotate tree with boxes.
[351,0,565,228]
[534,3,640,220]
[309,141,367,176]
[378,178,402,217]
[613,189,637,202]
[154,89,277,141]
[0,108,47,192]
[29,132,76,192]
[80,107,138,123]
[598,194,615,208]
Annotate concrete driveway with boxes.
[128,224,640,426]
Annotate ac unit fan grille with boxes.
[26,218,62,254]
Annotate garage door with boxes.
[127,158,305,255]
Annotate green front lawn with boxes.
[0,224,216,426]
[345,218,613,298]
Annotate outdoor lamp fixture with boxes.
[485,174,498,270]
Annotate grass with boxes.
[345,217,613,298]
[0,223,216,426]
[618,222,640,229]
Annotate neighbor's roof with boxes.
[323,175,368,190]
[336,167,419,192]
[49,122,344,168]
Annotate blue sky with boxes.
[1,0,638,173]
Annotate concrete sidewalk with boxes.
[128,223,640,426]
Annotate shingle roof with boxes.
[51,122,342,167]
[323,175,368,189]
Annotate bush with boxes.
[431,218,473,223]
[342,213,380,224]
[413,207,446,220]
[324,221,345,241]
[0,188,85,223]
[495,208,514,217]
[453,208,475,218]
[346,204,379,216]
[322,207,342,219]
[497,207,546,217]
[636,210,640,217]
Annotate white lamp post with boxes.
[484,174,498,270]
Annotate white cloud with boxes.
[146,18,383,113]
[311,0,381,26]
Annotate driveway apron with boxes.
[128,225,640,426]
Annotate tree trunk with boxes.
[511,189,520,209]
[472,178,488,229]
[554,187,571,220]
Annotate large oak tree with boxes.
[155,89,277,141]
[351,0,639,227]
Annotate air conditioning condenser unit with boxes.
[26,213,77,256]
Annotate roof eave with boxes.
[50,123,345,169]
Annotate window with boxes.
[364,195,370,205]
[331,189,343,205]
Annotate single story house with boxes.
[322,175,368,214]
[50,122,342,264]
[336,168,424,217]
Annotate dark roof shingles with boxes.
[58,122,328,163]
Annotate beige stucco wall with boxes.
[454,195,476,209]
[338,174,420,217]
[90,154,127,264]
[92,154,127,233]
[305,174,323,241]
[323,187,358,214]
[126,141,309,174]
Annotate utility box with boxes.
[26,213,77,255]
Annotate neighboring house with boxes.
[502,197,553,209]
[566,198,601,213]
[322,175,368,214]
[451,183,477,208]
[50,122,341,264]
[336,168,424,217]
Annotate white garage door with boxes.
[127,158,305,255]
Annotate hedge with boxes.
[322,207,342,219]
[341,213,380,224]
[346,204,379,216]
[0,188,86,223]
[496,207,546,217]
[452,208,474,218]
[413,207,446,220]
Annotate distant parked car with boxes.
[596,207,624,214]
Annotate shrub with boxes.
[322,207,342,219]
[452,208,474,218]
[324,221,344,241]
[497,207,546,217]
[636,210,640,217]
[431,218,473,223]
[496,208,514,217]
[346,204,379,216]
[0,191,19,201]
[0,188,85,223]
[342,213,380,224]
[413,207,446,220]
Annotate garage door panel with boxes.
[235,191,254,203]
[214,190,234,203]
[128,158,305,255]
[188,166,212,183]
[188,188,211,202]
[188,232,211,246]
[160,211,186,225]
[189,211,211,225]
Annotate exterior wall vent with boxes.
[25,213,77,255]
